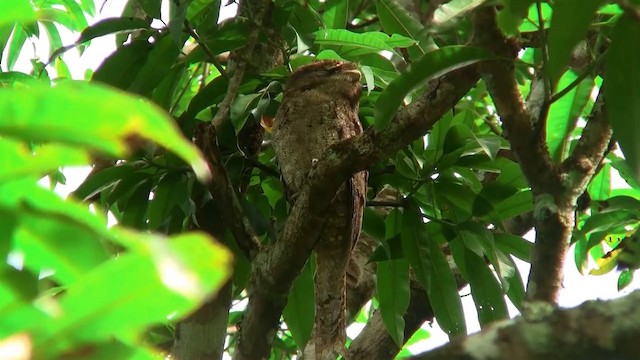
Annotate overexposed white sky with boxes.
[19,0,640,356]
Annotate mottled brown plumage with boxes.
[271,60,367,359]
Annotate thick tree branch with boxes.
[234,66,480,360]
[409,290,640,360]
[562,92,611,185]
[195,124,262,259]
[471,7,613,304]
[471,8,555,192]
[471,7,571,303]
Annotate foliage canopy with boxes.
[2,0,640,359]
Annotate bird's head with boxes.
[284,60,362,106]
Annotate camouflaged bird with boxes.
[271,60,367,359]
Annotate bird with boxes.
[271,60,367,359]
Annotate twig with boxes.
[549,53,605,104]
[171,62,202,113]
[243,157,280,178]
[210,3,268,129]
[366,200,403,207]
[183,23,228,78]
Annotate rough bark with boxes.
[173,0,284,358]
[234,65,481,360]
[471,7,612,303]
[409,290,640,360]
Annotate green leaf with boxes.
[35,230,232,355]
[1,0,36,25]
[71,165,135,202]
[607,15,640,184]
[456,221,488,257]
[376,0,435,55]
[314,29,394,56]
[588,163,611,201]
[137,0,162,18]
[169,0,189,47]
[463,248,509,326]
[0,82,211,181]
[92,39,153,89]
[283,258,315,349]
[433,0,489,30]
[618,269,633,291]
[80,0,96,16]
[130,34,182,95]
[148,173,187,229]
[363,207,386,241]
[546,72,595,161]
[77,17,150,44]
[58,0,90,34]
[1,181,110,285]
[323,0,349,29]
[497,0,535,35]
[546,0,603,89]
[119,178,152,228]
[491,190,533,220]
[36,8,79,32]
[401,202,431,289]
[377,258,410,346]
[230,93,262,134]
[0,139,90,181]
[493,233,532,262]
[7,25,27,71]
[501,254,526,309]
[580,210,638,236]
[426,231,466,337]
[374,46,493,130]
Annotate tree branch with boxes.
[234,65,481,360]
[194,124,262,259]
[471,7,613,304]
[409,290,640,359]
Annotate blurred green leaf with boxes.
[2,0,36,25]
[0,139,90,181]
[0,82,211,181]
[1,180,110,284]
[34,230,231,356]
